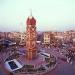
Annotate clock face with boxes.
[31,27,35,31]
[28,25,32,27]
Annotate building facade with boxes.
[43,32,50,45]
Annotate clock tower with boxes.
[26,13,37,60]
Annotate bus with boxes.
[40,52,50,58]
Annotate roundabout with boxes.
[5,49,57,75]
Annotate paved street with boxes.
[43,47,75,75]
[45,59,75,75]
[0,61,9,75]
[0,46,75,75]
[17,47,75,75]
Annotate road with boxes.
[0,46,75,75]
[0,53,9,75]
[43,47,75,75]
[45,59,75,75]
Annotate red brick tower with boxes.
[26,13,37,60]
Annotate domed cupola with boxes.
[26,12,36,25]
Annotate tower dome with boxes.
[26,12,36,25]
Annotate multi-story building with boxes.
[43,32,56,47]
[43,32,50,45]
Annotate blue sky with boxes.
[0,0,75,32]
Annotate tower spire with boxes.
[29,9,33,19]
[30,9,32,17]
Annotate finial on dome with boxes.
[30,9,32,16]
[26,9,36,25]
[29,9,33,19]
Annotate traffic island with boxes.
[12,53,57,75]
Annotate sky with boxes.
[0,0,75,32]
